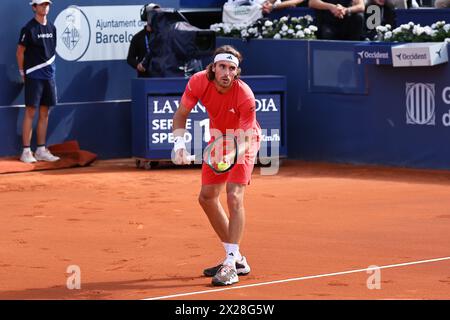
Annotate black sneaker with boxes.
[203,256,251,277]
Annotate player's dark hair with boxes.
[206,45,242,81]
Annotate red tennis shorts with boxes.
[201,139,260,185]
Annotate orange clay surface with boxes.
[0,159,449,300]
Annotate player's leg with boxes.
[35,79,59,162]
[226,182,246,245]
[20,106,37,163]
[198,183,229,242]
[211,183,249,286]
[36,105,49,146]
[20,77,41,163]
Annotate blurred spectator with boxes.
[309,0,365,40]
[364,0,395,40]
[435,0,450,7]
[222,0,266,24]
[262,0,309,14]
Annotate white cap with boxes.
[30,0,52,5]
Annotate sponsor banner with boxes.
[392,42,448,67]
[54,5,146,62]
[147,94,281,151]
[354,43,392,65]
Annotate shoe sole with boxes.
[204,266,250,277]
[212,276,239,286]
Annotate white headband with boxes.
[214,53,239,67]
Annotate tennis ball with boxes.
[217,161,228,171]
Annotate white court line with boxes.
[143,256,450,300]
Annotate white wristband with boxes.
[19,69,25,76]
[173,136,186,152]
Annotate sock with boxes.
[222,242,242,267]
[23,146,31,153]
[37,145,46,152]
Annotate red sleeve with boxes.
[180,71,207,111]
[237,82,256,131]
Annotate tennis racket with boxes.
[187,134,238,174]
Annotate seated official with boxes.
[364,0,396,40]
[309,0,365,41]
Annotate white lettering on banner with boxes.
[153,100,177,114]
[261,133,281,142]
[191,103,207,114]
[255,98,278,112]
[55,5,145,61]
[152,132,192,144]
[443,110,450,127]
[442,87,450,105]
[151,119,192,130]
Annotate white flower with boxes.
[423,26,432,36]
[280,16,288,23]
[304,28,311,35]
[384,31,392,39]
[385,24,391,30]
[309,25,318,32]
[295,30,305,38]
[444,24,450,32]
[296,24,303,30]
[392,27,402,34]
[445,38,450,44]
[376,25,386,33]
[248,27,257,34]
[273,33,281,39]
[413,26,425,36]
[304,15,313,22]
[281,24,288,32]
[288,29,294,34]
[264,20,273,27]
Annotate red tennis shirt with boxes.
[180,70,261,139]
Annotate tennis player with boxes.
[172,45,261,286]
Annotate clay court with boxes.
[0,159,449,300]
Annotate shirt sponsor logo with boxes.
[37,33,54,39]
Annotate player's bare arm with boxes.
[172,103,192,165]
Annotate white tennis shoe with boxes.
[35,148,60,162]
[20,149,37,163]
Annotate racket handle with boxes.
[186,155,196,162]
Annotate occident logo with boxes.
[357,51,389,59]
[54,6,91,61]
[405,83,435,125]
